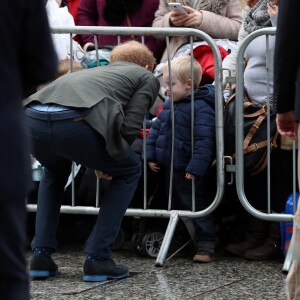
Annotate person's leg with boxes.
[242,148,297,261]
[46,119,142,258]
[48,118,141,281]
[225,170,270,258]
[27,113,141,280]
[27,116,73,250]
[26,116,73,278]
[0,198,30,300]
[83,147,141,258]
[31,162,72,250]
[171,171,216,262]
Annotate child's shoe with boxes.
[193,250,214,263]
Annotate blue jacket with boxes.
[146,84,216,178]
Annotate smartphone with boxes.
[266,0,274,8]
[168,2,188,15]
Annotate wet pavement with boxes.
[26,214,288,300]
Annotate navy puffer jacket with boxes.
[146,84,215,178]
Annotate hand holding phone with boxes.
[266,0,275,8]
[168,2,188,15]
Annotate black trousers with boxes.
[0,102,31,300]
[0,198,30,300]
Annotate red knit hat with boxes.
[193,44,229,85]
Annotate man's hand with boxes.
[276,111,298,140]
[95,170,113,180]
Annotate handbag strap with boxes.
[244,104,268,118]
[248,131,279,175]
[244,130,279,154]
[243,113,267,150]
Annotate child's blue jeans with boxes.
[164,168,216,253]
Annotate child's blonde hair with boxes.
[110,40,156,72]
[164,56,202,91]
[55,59,83,79]
[37,59,83,91]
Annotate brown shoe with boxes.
[225,217,269,257]
[243,241,282,261]
[244,222,283,261]
[225,237,264,257]
[193,251,214,263]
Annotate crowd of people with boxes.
[2,0,299,299]
[222,0,294,262]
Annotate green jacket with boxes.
[24,61,160,160]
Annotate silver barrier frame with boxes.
[28,26,297,270]
[26,26,225,267]
[235,27,296,272]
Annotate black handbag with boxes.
[224,92,278,176]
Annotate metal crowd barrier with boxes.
[26,26,296,269]
[26,26,224,267]
[233,27,296,272]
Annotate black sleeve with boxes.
[273,0,300,113]
[21,0,58,95]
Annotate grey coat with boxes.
[24,62,160,160]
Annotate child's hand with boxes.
[185,172,195,180]
[148,162,160,172]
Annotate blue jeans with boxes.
[164,168,216,253]
[26,108,141,259]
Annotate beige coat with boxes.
[152,0,243,62]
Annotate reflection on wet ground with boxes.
[27,214,288,300]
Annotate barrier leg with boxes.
[282,234,294,273]
[155,213,179,267]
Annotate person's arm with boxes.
[145,115,162,163]
[192,0,242,40]
[274,0,299,115]
[75,0,98,45]
[22,0,58,95]
[276,112,297,140]
[186,103,216,178]
[153,0,242,42]
[121,74,160,144]
[274,0,300,138]
[152,1,176,40]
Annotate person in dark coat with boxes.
[274,0,300,299]
[146,55,216,263]
[0,1,57,299]
[75,0,165,61]
[24,41,160,282]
